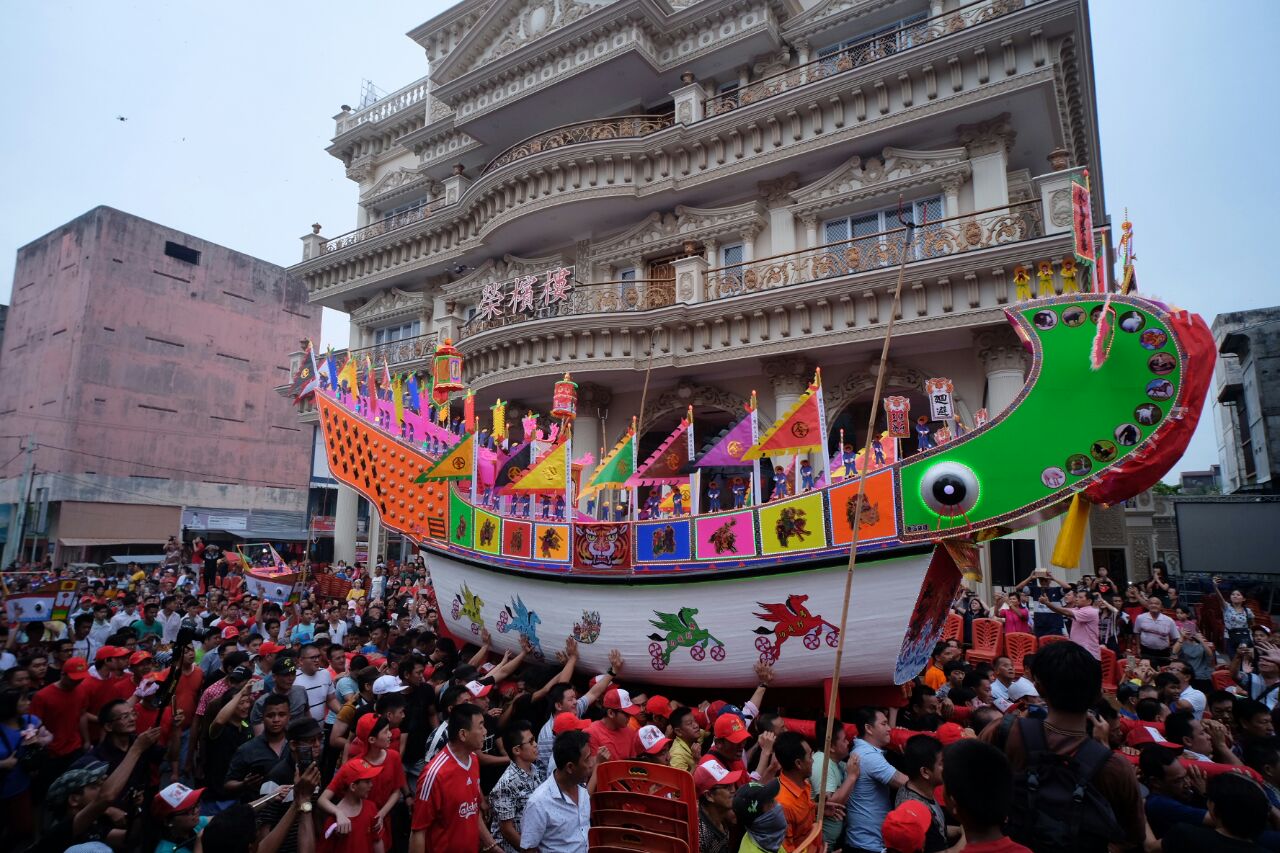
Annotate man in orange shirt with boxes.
[922,641,960,691]
[774,730,818,852]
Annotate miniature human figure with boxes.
[521,494,532,518]
[915,416,934,451]
[645,491,662,519]
[731,477,747,509]
[707,480,722,512]
[540,494,552,519]
[772,466,789,501]
[554,494,565,520]
[842,443,857,478]
[799,460,815,491]
[672,487,684,516]
[871,438,885,467]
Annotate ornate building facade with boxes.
[293,0,1111,583]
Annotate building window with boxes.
[374,321,421,346]
[821,196,943,274]
[384,199,428,219]
[164,241,200,265]
[817,12,929,72]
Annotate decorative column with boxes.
[956,112,1016,212]
[975,325,1027,417]
[301,223,326,261]
[673,241,708,303]
[1033,148,1076,237]
[759,174,799,258]
[671,71,705,125]
[740,225,759,263]
[801,215,820,250]
[940,176,963,219]
[334,485,358,564]
[574,383,612,510]
[443,164,471,206]
[366,503,383,567]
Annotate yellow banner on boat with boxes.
[507,441,568,493]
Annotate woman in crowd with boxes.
[1215,575,1256,658]
[0,685,52,845]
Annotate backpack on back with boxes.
[1006,717,1126,853]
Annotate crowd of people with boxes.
[0,552,1277,853]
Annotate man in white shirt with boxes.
[108,596,141,632]
[1134,598,1180,665]
[158,595,183,644]
[520,729,593,853]
[293,643,338,722]
[324,605,348,646]
[88,603,114,647]
[989,656,1038,712]
[1157,665,1206,720]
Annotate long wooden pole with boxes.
[811,212,918,849]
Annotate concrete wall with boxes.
[0,207,320,505]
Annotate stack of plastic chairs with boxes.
[942,612,963,643]
[1004,632,1036,675]
[591,761,696,852]
[1100,647,1119,692]
[965,617,1006,665]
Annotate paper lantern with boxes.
[551,373,578,421]
[431,338,464,404]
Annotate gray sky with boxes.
[3,0,1276,479]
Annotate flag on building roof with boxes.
[743,373,826,459]
[583,420,636,496]
[626,408,693,487]
[415,433,476,482]
[506,440,569,494]
[695,394,757,467]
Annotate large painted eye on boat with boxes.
[920,462,980,517]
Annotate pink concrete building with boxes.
[0,207,319,565]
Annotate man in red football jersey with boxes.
[410,702,501,853]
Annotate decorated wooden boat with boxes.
[317,294,1213,686]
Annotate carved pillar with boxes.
[794,38,811,83]
[704,238,718,267]
[671,71,705,125]
[334,485,358,564]
[940,175,963,218]
[740,225,760,263]
[975,325,1028,416]
[801,215,820,250]
[366,503,383,568]
[673,253,708,304]
[1034,150,1077,237]
[957,112,1016,212]
[759,174,799,257]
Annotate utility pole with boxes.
[2,436,35,570]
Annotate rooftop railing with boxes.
[704,0,1030,117]
[483,114,676,175]
[335,76,432,136]
[705,200,1043,299]
[343,332,438,369]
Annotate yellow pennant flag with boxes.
[393,374,405,428]
[506,441,568,493]
[337,356,358,396]
[415,434,475,482]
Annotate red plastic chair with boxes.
[594,809,689,839]
[1004,632,1036,676]
[966,618,1005,664]
[1100,647,1119,692]
[942,612,963,643]
[593,790,688,822]
[589,827,689,853]
[1036,634,1068,649]
[595,760,696,802]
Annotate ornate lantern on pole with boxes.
[551,373,579,423]
[431,338,464,405]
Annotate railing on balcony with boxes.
[345,332,438,368]
[320,199,447,255]
[458,279,677,339]
[705,200,1043,299]
[704,0,1030,117]
[483,114,676,175]
[335,76,432,135]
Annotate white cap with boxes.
[465,679,493,698]
[371,675,408,695]
[1008,680,1040,701]
[637,724,671,755]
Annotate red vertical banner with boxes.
[884,396,911,438]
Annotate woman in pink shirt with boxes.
[996,590,1032,635]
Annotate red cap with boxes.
[603,687,641,715]
[645,695,673,719]
[258,641,286,655]
[708,699,728,721]
[882,799,931,852]
[694,758,746,795]
[94,646,129,662]
[129,651,153,667]
[152,783,204,816]
[638,725,671,755]
[221,625,241,639]
[338,758,384,783]
[553,712,591,735]
[691,708,710,731]
[933,723,966,746]
[355,713,385,743]
[713,713,750,744]
[63,657,91,680]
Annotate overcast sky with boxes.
[3,0,1276,479]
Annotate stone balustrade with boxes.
[335,76,432,136]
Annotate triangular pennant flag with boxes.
[393,374,406,428]
[742,380,825,459]
[695,403,756,467]
[415,433,476,481]
[584,425,636,495]
[494,443,533,490]
[506,440,568,493]
[337,355,358,397]
[626,413,693,486]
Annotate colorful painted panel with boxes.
[572,523,633,573]
[694,511,757,560]
[448,488,474,549]
[636,519,692,562]
[828,470,898,545]
[532,523,567,561]
[475,510,501,555]
[502,520,533,559]
[758,492,828,556]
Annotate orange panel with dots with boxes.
[316,395,448,543]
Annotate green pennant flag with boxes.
[583,428,635,495]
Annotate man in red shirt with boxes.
[586,688,643,760]
[699,711,753,778]
[31,656,91,785]
[78,646,134,741]
[410,703,501,853]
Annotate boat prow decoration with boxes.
[317,294,1213,686]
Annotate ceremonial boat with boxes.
[316,293,1212,687]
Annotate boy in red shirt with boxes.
[319,758,384,853]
